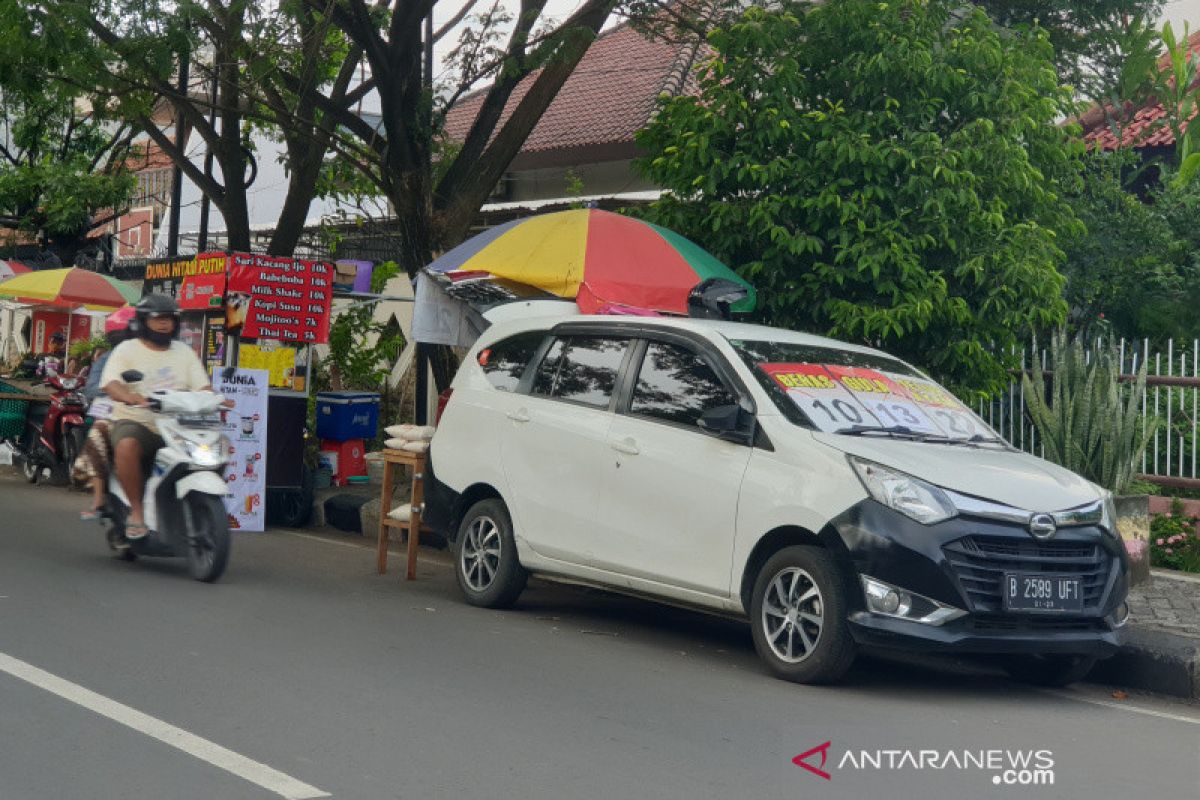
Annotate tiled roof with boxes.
[1079,30,1200,151]
[442,21,699,165]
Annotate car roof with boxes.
[482,311,902,364]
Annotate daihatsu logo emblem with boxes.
[1029,514,1057,540]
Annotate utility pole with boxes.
[197,59,218,252]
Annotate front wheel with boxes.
[749,545,857,684]
[184,494,231,583]
[1002,654,1097,687]
[455,498,527,608]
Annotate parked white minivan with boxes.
[423,312,1130,686]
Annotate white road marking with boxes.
[0,651,330,800]
[1039,687,1200,726]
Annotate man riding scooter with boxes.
[100,294,229,540]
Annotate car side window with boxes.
[479,331,546,391]
[531,336,629,408]
[630,341,738,428]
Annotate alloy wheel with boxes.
[460,516,501,592]
[761,566,824,663]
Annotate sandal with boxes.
[80,509,102,521]
[125,522,149,540]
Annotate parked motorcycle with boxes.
[101,370,233,583]
[8,370,88,484]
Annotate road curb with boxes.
[1090,626,1200,699]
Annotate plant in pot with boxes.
[1022,331,1159,584]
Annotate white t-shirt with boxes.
[100,339,210,431]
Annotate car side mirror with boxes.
[121,370,144,383]
[698,402,756,445]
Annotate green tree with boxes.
[636,0,1084,394]
[972,1,1164,95]
[0,84,136,265]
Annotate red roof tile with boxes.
[442,21,698,165]
[1079,30,1200,150]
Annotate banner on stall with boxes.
[143,252,227,310]
[226,252,333,343]
[215,368,268,532]
[238,342,298,389]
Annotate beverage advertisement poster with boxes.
[215,368,268,532]
[142,252,227,310]
[226,252,333,343]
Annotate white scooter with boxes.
[102,370,233,583]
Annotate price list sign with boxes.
[759,363,882,432]
[226,253,333,343]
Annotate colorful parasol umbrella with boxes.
[427,209,756,315]
[0,267,139,309]
[0,259,31,280]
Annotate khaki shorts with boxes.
[110,420,165,472]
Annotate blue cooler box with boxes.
[316,391,381,441]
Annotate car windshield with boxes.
[728,339,1002,443]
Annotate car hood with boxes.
[810,432,1101,512]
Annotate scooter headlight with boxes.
[181,435,230,468]
[848,456,956,525]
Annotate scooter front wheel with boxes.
[21,456,39,483]
[184,494,231,583]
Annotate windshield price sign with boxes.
[823,365,944,435]
[886,373,990,439]
[760,363,882,432]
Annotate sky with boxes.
[1165,0,1200,32]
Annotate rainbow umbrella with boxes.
[0,267,139,310]
[0,259,31,280]
[427,209,756,315]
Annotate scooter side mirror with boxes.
[121,370,144,383]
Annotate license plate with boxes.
[1003,573,1084,612]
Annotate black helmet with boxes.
[134,292,180,345]
[49,331,66,344]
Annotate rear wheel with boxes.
[59,427,84,485]
[184,494,231,583]
[749,546,857,684]
[1002,654,1097,687]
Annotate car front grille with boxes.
[966,615,1109,633]
[942,535,1111,613]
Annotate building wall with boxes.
[505,160,655,203]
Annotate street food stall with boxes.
[139,251,335,529]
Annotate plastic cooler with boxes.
[320,439,367,486]
[315,391,380,441]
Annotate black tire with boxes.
[454,498,527,608]
[58,427,84,486]
[1002,654,1097,687]
[106,526,137,561]
[184,493,231,583]
[749,545,857,684]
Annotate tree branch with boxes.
[137,116,226,206]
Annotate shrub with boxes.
[1150,497,1200,573]
[1022,330,1157,493]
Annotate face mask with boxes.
[140,322,175,347]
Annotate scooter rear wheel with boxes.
[185,494,230,583]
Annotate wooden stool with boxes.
[377,448,429,580]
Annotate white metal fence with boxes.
[972,339,1200,483]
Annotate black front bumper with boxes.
[830,500,1129,657]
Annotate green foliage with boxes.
[636,0,1083,395]
[1022,330,1157,493]
[325,261,406,390]
[68,334,108,363]
[1150,497,1200,572]
[0,84,135,261]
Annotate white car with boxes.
[423,312,1130,686]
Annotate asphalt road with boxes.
[1,471,1198,800]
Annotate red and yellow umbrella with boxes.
[0,267,139,310]
[0,259,31,281]
[427,209,756,315]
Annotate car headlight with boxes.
[848,456,956,525]
[1100,491,1119,538]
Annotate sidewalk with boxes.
[1091,571,1200,699]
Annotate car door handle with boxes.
[610,437,640,455]
[506,409,531,423]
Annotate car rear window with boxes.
[532,336,630,408]
[479,331,546,391]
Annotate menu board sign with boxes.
[226,252,333,343]
[143,252,227,310]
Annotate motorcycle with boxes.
[101,370,234,583]
[9,370,88,484]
